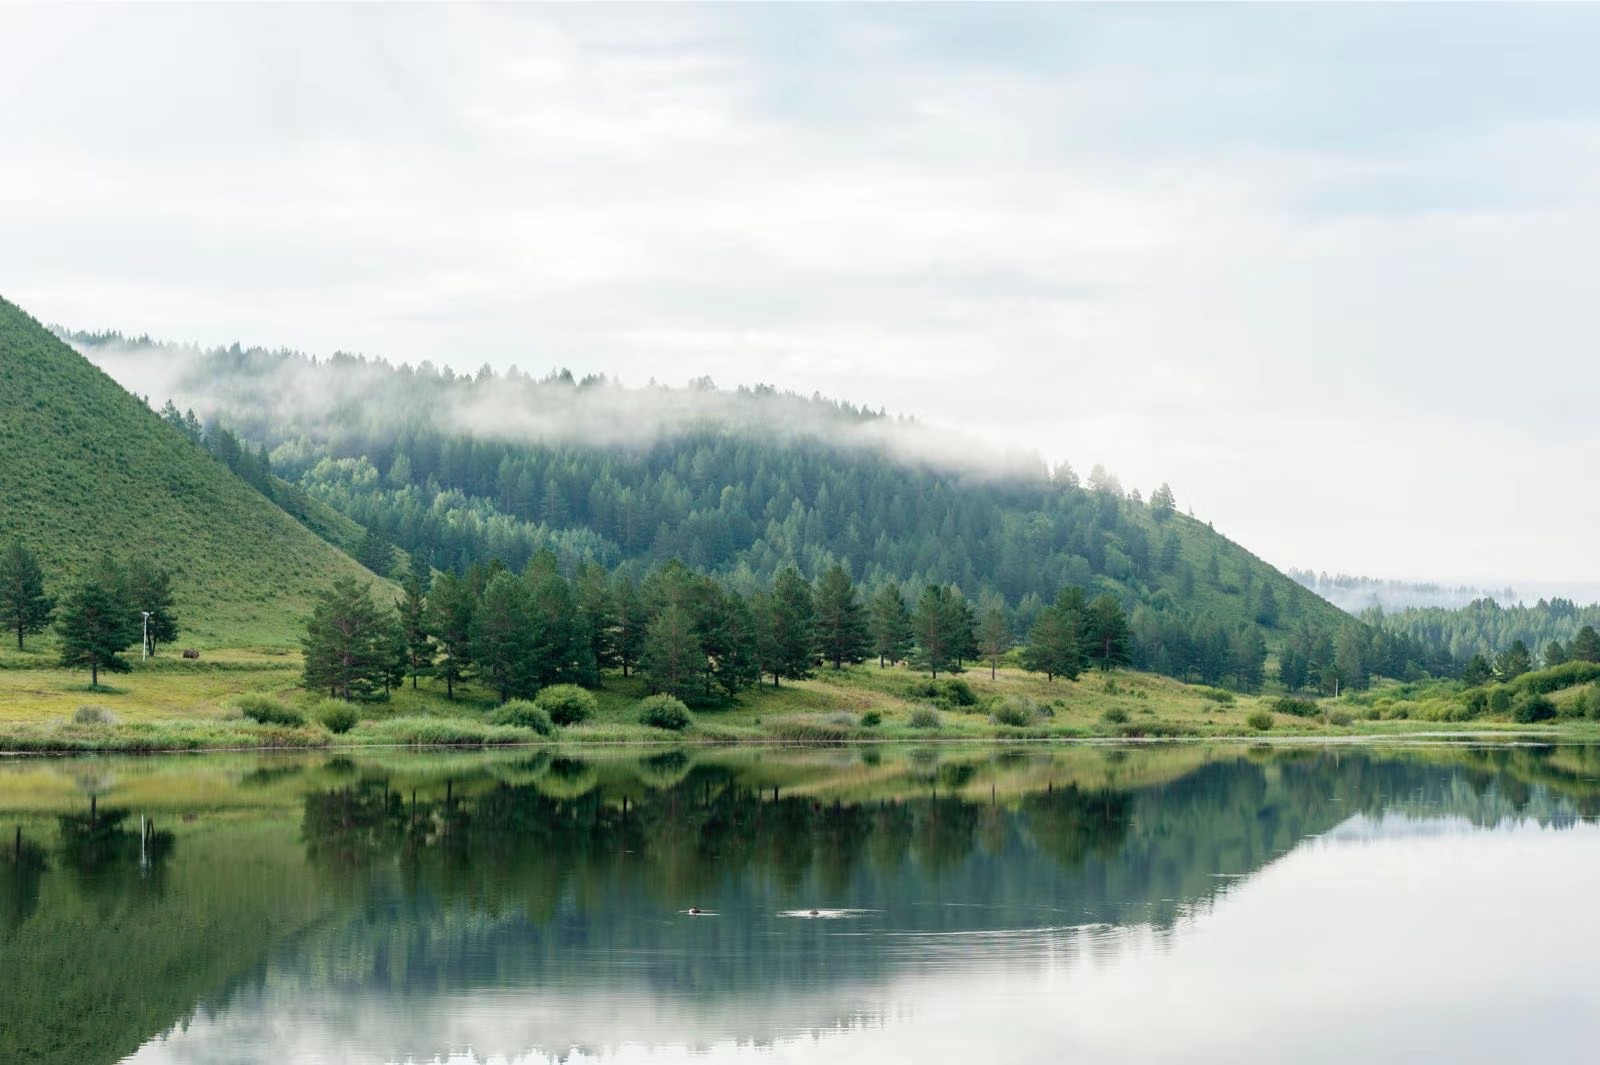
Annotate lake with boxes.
[3,741,1598,1064]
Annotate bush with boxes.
[860,710,883,728]
[234,694,304,727]
[1488,688,1513,715]
[1462,690,1489,718]
[908,706,941,729]
[1198,687,1236,704]
[638,694,693,731]
[992,699,1035,727]
[1513,693,1556,724]
[906,678,978,709]
[536,684,597,727]
[1101,706,1129,726]
[1273,697,1318,718]
[1245,708,1274,732]
[1327,709,1354,728]
[490,699,553,735]
[314,699,359,734]
[73,705,116,725]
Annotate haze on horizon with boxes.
[3,4,1596,589]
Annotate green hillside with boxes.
[0,297,383,647]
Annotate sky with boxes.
[3,3,1598,587]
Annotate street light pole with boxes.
[141,611,152,661]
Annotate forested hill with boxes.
[1366,598,1600,668]
[0,299,384,645]
[61,328,1357,677]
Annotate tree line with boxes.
[0,541,178,687]
[301,550,1143,706]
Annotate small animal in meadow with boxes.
[182,648,200,660]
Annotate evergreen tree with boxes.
[1021,595,1083,681]
[613,574,649,678]
[0,540,53,651]
[472,571,539,703]
[56,558,138,689]
[978,607,1010,680]
[1084,595,1132,672]
[951,591,979,669]
[356,527,394,578]
[427,571,476,699]
[398,569,434,689]
[1544,639,1570,669]
[813,564,869,670]
[1231,628,1267,692]
[1572,625,1600,664]
[1495,640,1532,682]
[574,561,618,684]
[912,585,960,679]
[640,602,705,702]
[126,557,178,657]
[869,582,913,668]
[1278,645,1308,692]
[527,570,590,687]
[1461,653,1493,687]
[768,566,817,685]
[300,576,390,700]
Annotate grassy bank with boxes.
[2,641,1595,753]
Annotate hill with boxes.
[0,298,384,647]
[59,328,1357,681]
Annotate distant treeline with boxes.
[1365,597,1600,676]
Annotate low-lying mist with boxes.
[65,331,1056,482]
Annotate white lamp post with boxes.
[141,611,152,661]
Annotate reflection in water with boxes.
[0,743,1599,1063]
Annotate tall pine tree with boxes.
[0,540,53,651]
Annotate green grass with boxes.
[0,295,387,647]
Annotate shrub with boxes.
[73,705,116,725]
[536,684,597,727]
[1327,709,1354,727]
[908,706,941,729]
[941,679,978,707]
[1245,708,1274,732]
[1101,706,1130,726]
[1488,688,1513,715]
[1198,687,1236,704]
[1273,697,1318,718]
[860,710,883,728]
[638,694,693,731]
[992,699,1035,727]
[1462,690,1489,718]
[906,678,978,709]
[1513,693,1556,724]
[234,694,304,727]
[314,700,359,734]
[490,699,554,735]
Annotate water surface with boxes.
[3,742,1598,1063]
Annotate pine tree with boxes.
[1150,483,1176,523]
[613,574,649,678]
[768,567,817,685]
[1495,640,1532,683]
[356,527,394,578]
[527,570,590,687]
[575,562,618,684]
[472,572,539,703]
[398,569,434,689]
[1231,627,1267,692]
[1084,595,1132,672]
[56,558,138,689]
[640,602,705,702]
[813,564,869,670]
[301,577,393,701]
[869,582,913,668]
[1572,625,1600,664]
[0,540,53,651]
[1021,599,1082,681]
[978,607,1011,680]
[126,557,178,657]
[912,585,959,679]
[427,571,476,699]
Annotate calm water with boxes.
[4,742,1600,1064]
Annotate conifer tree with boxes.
[472,571,539,703]
[575,561,618,684]
[427,571,476,699]
[126,557,178,657]
[613,574,649,678]
[1572,625,1600,664]
[640,602,705,702]
[978,607,1011,681]
[768,566,817,685]
[56,558,138,689]
[0,540,53,651]
[1084,595,1132,672]
[869,582,913,668]
[1021,599,1082,681]
[301,576,392,700]
[912,584,959,679]
[813,564,869,670]
[356,527,394,578]
[398,567,434,689]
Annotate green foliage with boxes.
[1101,706,1130,726]
[908,705,941,729]
[814,564,870,670]
[72,705,116,725]
[1198,687,1237,704]
[301,576,399,701]
[470,572,540,702]
[535,684,596,727]
[0,299,383,647]
[912,584,965,678]
[1246,707,1274,731]
[1273,696,1318,718]
[1022,589,1085,681]
[860,710,883,728]
[869,582,914,667]
[1327,709,1354,727]
[55,557,139,687]
[905,677,977,709]
[768,567,818,683]
[0,539,53,651]
[991,698,1036,727]
[1513,693,1556,724]
[1489,688,1513,715]
[234,694,305,727]
[125,557,179,656]
[490,699,554,735]
[313,699,359,734]
[637,693,693,731]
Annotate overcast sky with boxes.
[3,4,1597,587]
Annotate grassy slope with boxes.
[0,296,384,647]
